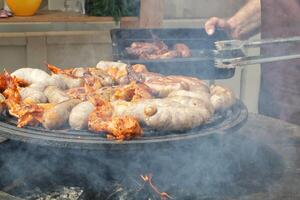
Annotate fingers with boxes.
[205,17,230,35]
[205,17,218,35]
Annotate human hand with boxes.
[205,17,233,37]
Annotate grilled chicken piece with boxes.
[2,72,49,127]
[132,64,148,73]
[89,115,142,141]
[88,68,115,86]
[174,43,191,58]
[0,74,29,93]
[126,41,169,57]
[83,74,103,92]
[210,85,236,111]
[66,87,88,101]
[88,96,142,140]
[47,64,84,89]
[47,63,90,78]
[113,82,153,102]
[139,50,178,60]
[96,61,130,85]
[126,41,191,60]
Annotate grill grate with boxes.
[0,100,247,150]
[110,28,238,80]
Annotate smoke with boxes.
[0,122,288,200]
[0,12,296,200]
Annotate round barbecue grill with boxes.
[0,100,247,150]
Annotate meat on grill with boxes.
[42,99,81,130]
[126,41,191,60]
[44,86,70,104]
[174,43,192,58]
[69,101,95,130]
[0,61,236,140]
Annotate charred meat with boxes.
[126,41,191,60]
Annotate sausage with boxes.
[167,90,214,114]
[210,85,236,111]
[57,74,84,89]
[112,96,211,131]
[0,93,6,114]
[96,61,127,71]
[20,87,48,103]
[89,68,115,86]
[167,76,209,92]
[44,86,70,104]
[69,101,95,130]
[11,68,51,84]
[11,68,68,90]
[49,74,68,90]
[42,99,81,129]
[145,76,189,97]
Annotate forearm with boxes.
[228,0,261,39]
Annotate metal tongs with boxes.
[214,36,300,68]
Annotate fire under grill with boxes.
[0,116,287,200]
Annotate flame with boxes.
[140,174,173,200]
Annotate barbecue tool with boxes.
[215,36,300,68]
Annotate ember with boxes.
[141,174,173,200]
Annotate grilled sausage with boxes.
[11,68,67,90]
[42,99,81,129]
[0,93,6,114]
[57,74,84,89]
[145,76,189,97]
[20,87,48,103]
[112,94,212,131]
[69,101,95,130]
[11,68,51,84]
[44,86,70,104]
[210,85,236,111]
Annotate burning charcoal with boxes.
[23,186,83,200]
[0,191,22,200]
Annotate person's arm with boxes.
[205,0,261,39]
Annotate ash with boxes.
[23,186,83,200]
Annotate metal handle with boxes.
[244,36,300,48]
[215,53,300,68]
[239,54,300,66]
[215,36,300,51]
